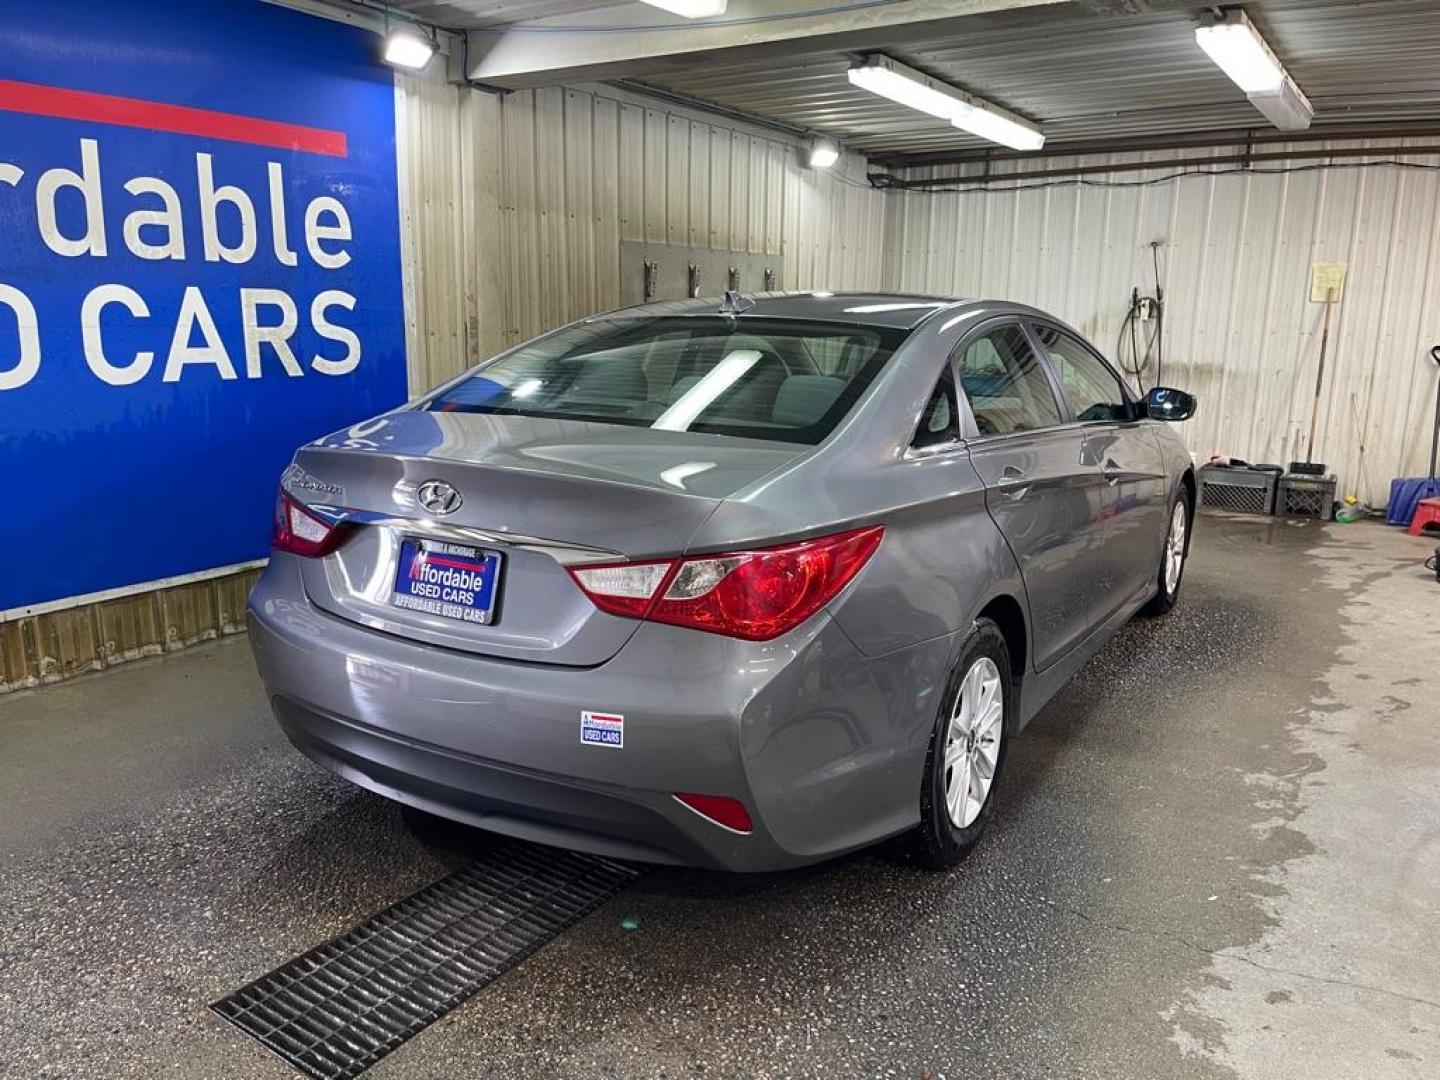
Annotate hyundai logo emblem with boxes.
[417,479,462,516]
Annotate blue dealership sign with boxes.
[0,0,406,610]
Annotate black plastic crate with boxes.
[1197,464,1278,515]
[1277,473,1336,520]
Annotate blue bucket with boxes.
[1387,476,1440,525]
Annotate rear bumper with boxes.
[247,555,951,872]
[271,695,721,866]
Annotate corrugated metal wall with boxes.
[883,144,1440,505]
[398,68,1440,505]
[395,67,889,396]
[11,72,1436,693]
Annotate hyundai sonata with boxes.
[248,293,1196,871]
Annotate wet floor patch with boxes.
[4,514,1436,1078]
[212,841,637,1079]
[1168,520,1440,1078]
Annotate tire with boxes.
[1143,489,1192,616]
[910,618,1013,871]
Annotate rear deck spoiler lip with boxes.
[296,506,625,567]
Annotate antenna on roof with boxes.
[720,291,755,315]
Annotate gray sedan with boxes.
[248,293,1196,872]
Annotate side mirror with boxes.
[1145,386,1196,422]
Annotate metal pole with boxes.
[1151,241,1164,389]
[1306,292,1335,465]
[1347,392,1374,498]
[1429,345,1440,479]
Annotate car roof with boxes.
[600,291,972,330]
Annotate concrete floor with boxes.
[1,513,1437,1080]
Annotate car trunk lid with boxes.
[289,409,805,665]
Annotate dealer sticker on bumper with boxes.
[580,710,624,748]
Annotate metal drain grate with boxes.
[212,841,638,1080]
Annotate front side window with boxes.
[955,325,1063,436]
[1032,325,1131,422]
[427,317,907,446]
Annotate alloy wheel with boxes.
[1165,500,1188,597]
[943,657,1004,829]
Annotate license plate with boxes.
[392,539,501,625]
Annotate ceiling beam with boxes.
[263,0,458,54]
[1073,0,1157,13]
[463,0,1070,90]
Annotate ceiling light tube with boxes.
[953,103,1045,152]
[1195,10,1312,130]
[640,0,729,17]
[847,55,1044,151]
[847,55,970,122]
[1247,79,1313,131]
[1194,11,1284,94]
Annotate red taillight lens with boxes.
[566,525,883,641]
[653,526,884,641]
[674,793,753,833]
[271,489,351,557]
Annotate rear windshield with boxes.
[426,317,909,445]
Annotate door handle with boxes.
[997,465,1031,499]
[1103,458,1124,486]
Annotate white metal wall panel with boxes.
[395,69,473,396]
[394,68,887,395]
[393,72,1436,507]
[883,147,1440,506]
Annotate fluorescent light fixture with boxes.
[1195,11,1312,130]
[1249,81,1314,131]
[848,55,969,121]
[808,138,840,169]
[847,55,1043,151]
[640,0,729,17]
[1194,12,1283,93]
[957,104,1045,152]
[383,28,435,71]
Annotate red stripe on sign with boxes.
[423,556,488,572]
[0,78,347,157]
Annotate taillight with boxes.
[565,560,672,619]
[567,525,883,641]
[272,488,351,557]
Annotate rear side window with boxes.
[1032,325,1131,422]
[913,373,959,449]
[427,317,908,446]
[955,325,1063,436]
